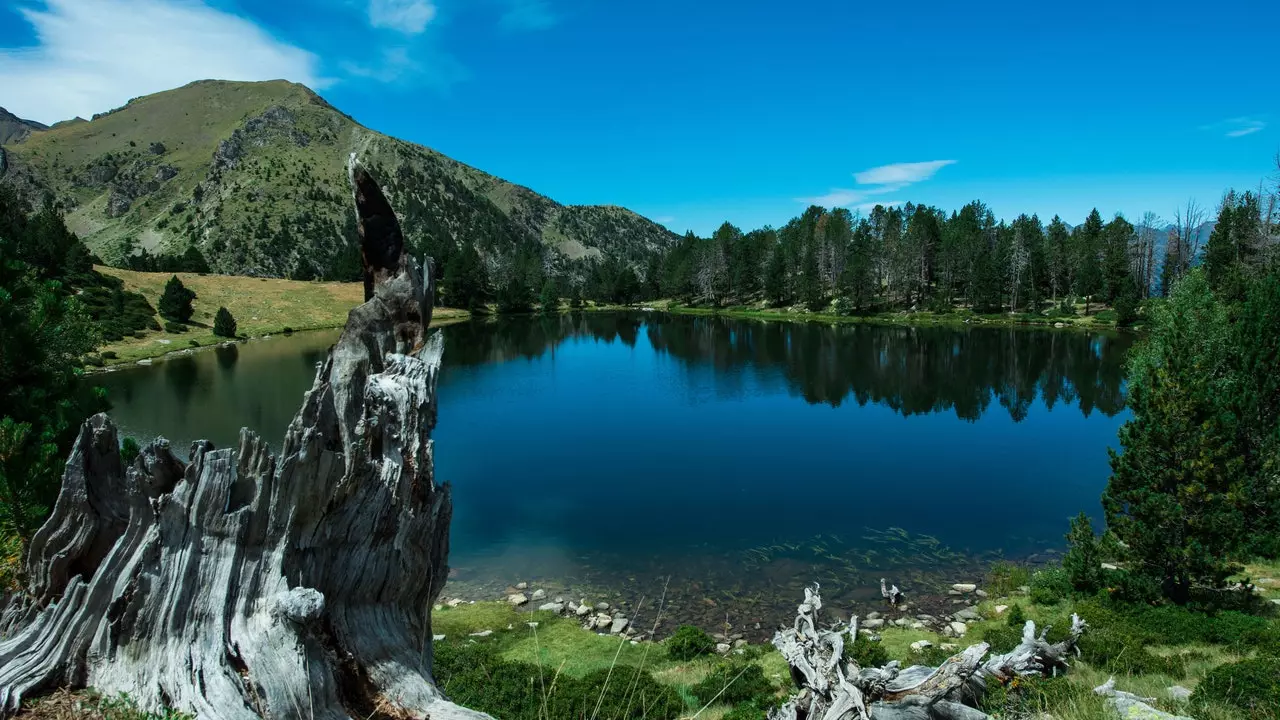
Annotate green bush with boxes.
[1029,567,1072,605]
[101,351,117,359]
[102,330,124,341]
[981,625,1022,654]
[121,438,141,466]
[163,321,186,334]
[723,699,770,720]
[1077,626,1185,677]
[282,326,294,334]
[133,330,147,339]
[84,354,105,367]
[666,625,715,661]
[1192,657,1280,716]
[1105,570,1163,605]
[849,633,889,668]
[690,663,774,706]
[1006,604,1027,627]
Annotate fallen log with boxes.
[769,585,1085,720]
[0,157,488,720]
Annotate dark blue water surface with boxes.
[96,313,1131,625]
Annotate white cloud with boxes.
[652,215,676,224]
[854,160,956,185]
[500,0,557,31]
[0,0,326,125]
[1201,117,1267,138]
[798,162,953,208]
[368,0,437,34]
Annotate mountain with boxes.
[0,80,678,280]
[0,107,48,146]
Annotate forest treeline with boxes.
[438,176,1277,324]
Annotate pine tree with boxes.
[213,307,237,337]
[158,275,196,323]
[539,278,558,313]
[1102,270,1247,602]
[800,243,824,311]
[1063,513,1103,594]
[443,245,489,310]
[764,243,788,306]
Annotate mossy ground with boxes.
[89,266,469,365]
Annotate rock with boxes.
[946,590,961,596]
[940,643,958,652]
[909,640,933,653]
[530,589,546,601]
[1054,322,1066,328]
[715,643,732,655]
[515,582,528,590]
[136,358,152,366]
[947,621,968,637]
[432,604,442,611]
[148,142,167,155]
[432,634,445,642]
[153,165,178,182]
[575,604,592,617]
[892,618,911,627]
[594,602,610,612]
[915,614,937,622]
[446,598,464,608]
[910,622,925,630]
[1017,585,1031,594]
[539,603,564,613]
[861,619,885,629]
[507,593,528,606]
[1167,686,1192,701]
[974,589,988,598]
[994,605,1010,615]
[1257,577,1276,585]
[1270,598,1280,606]
[271,587,325,624]
[733,639,747,649]
[610,618,629,634]
[713,633,728,642]
[865,611,881,620]
[554,596,565,603]
[953,608,982,622]
[593,615,612,630]
[1101,562,1120,571]
[105,190,131,218]
[469,630,493,638]
[951,583,977,594]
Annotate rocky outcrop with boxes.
[0,160,487,720]
[212,106,311,174]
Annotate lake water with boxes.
[95,313,1132,632]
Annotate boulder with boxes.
[610,618,629,634]
[593,615,612,630]
[953,608,982,623]
[594,602,610,612]
[947,621,968,637]
[715,643,732,655]
[1094,678,1194,720]
[575,604,592,617]
[507,593,528,606]
[951,583,977,594]
[530,589,546,601]
[909,640,933,653]
[861,619,885,629]
[994,605,1009,615]
[515,582,528,590]
[538,603,564,614]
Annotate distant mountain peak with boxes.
[0,107,49,145]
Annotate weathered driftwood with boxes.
[0,158,488,720]
[769,585,1085,720]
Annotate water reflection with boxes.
[444,313,1130,421]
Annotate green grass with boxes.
[90,266,469,364]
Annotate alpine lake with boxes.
[95,312,1132,638]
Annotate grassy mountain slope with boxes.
[0,107,47,146]
[1,80,678,279]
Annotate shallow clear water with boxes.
[95,313,1132,629]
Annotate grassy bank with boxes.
[426,564,1279,720]
[652,298,1132,332]
[89,267,469,365]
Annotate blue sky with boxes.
[1,0,1277,235]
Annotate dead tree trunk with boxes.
[0,157,489,720]
[769,585,1085,720]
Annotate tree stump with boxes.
[0,157,489,720]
